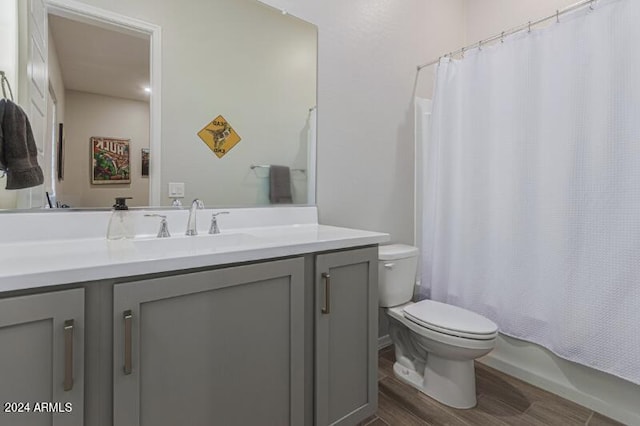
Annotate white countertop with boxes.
[0,223,389,292]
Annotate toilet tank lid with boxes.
[379,244,419,261]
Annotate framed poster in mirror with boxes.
[91,137,131,184]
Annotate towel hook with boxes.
[0,71,15,101]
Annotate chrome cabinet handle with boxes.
[123,310,133,375]
[63,319,74,391]
[321,273,331,314]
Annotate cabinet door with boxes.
[0,288,85,426]
[113,258,305,426]
[316,247,378,426]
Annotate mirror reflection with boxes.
[0,0,317,210]
[50,15,151,208]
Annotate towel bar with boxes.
[250,164,306,173]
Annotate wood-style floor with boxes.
[361,346,623,426]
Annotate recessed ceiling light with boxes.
[144,87,151,93]
[281,9,288,15]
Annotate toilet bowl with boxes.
[379,244,498,409]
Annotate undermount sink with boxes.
[132,232,266,254]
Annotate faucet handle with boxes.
[209,211,230,234]
[144,214,171,238]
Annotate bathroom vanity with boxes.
[0,207,388,426]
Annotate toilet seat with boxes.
[388,304,496,351]
[403,300,498,340]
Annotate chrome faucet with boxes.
[186,199,204,236]
[209,211,229,234]
[144,214,171,238]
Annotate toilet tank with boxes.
[378,244,419,307]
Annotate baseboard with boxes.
[378,335,392,350]
[479,350,640,426]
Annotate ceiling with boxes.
[49,14,150,102]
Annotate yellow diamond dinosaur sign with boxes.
[197,115,241,158]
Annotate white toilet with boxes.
[379,244,498,409]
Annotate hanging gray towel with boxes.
[269,165,293,204]
[0,99,44,189]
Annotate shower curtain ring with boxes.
[501,31,505,43]
[461,47,465,58]
[590,0,595,10]
[556,10,560,23]
[478,41,482,51]
[528,21,532,33]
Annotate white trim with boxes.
[306,107,317,205]
[413,97,432,248]
[378,335,392,350]
[44,0,162,206]
[148,29,161,206]
[414,98,432,293]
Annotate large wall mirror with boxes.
[0,0,317,211]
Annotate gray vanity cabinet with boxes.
[112,258,305,426]
[315,247,378,426]
[0,288,85,426]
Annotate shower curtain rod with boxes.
[417,0,598,71]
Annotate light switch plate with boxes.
[168,182,185,197]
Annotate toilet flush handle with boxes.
[384,263,395,269]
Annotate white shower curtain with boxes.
[422,0,640,385]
